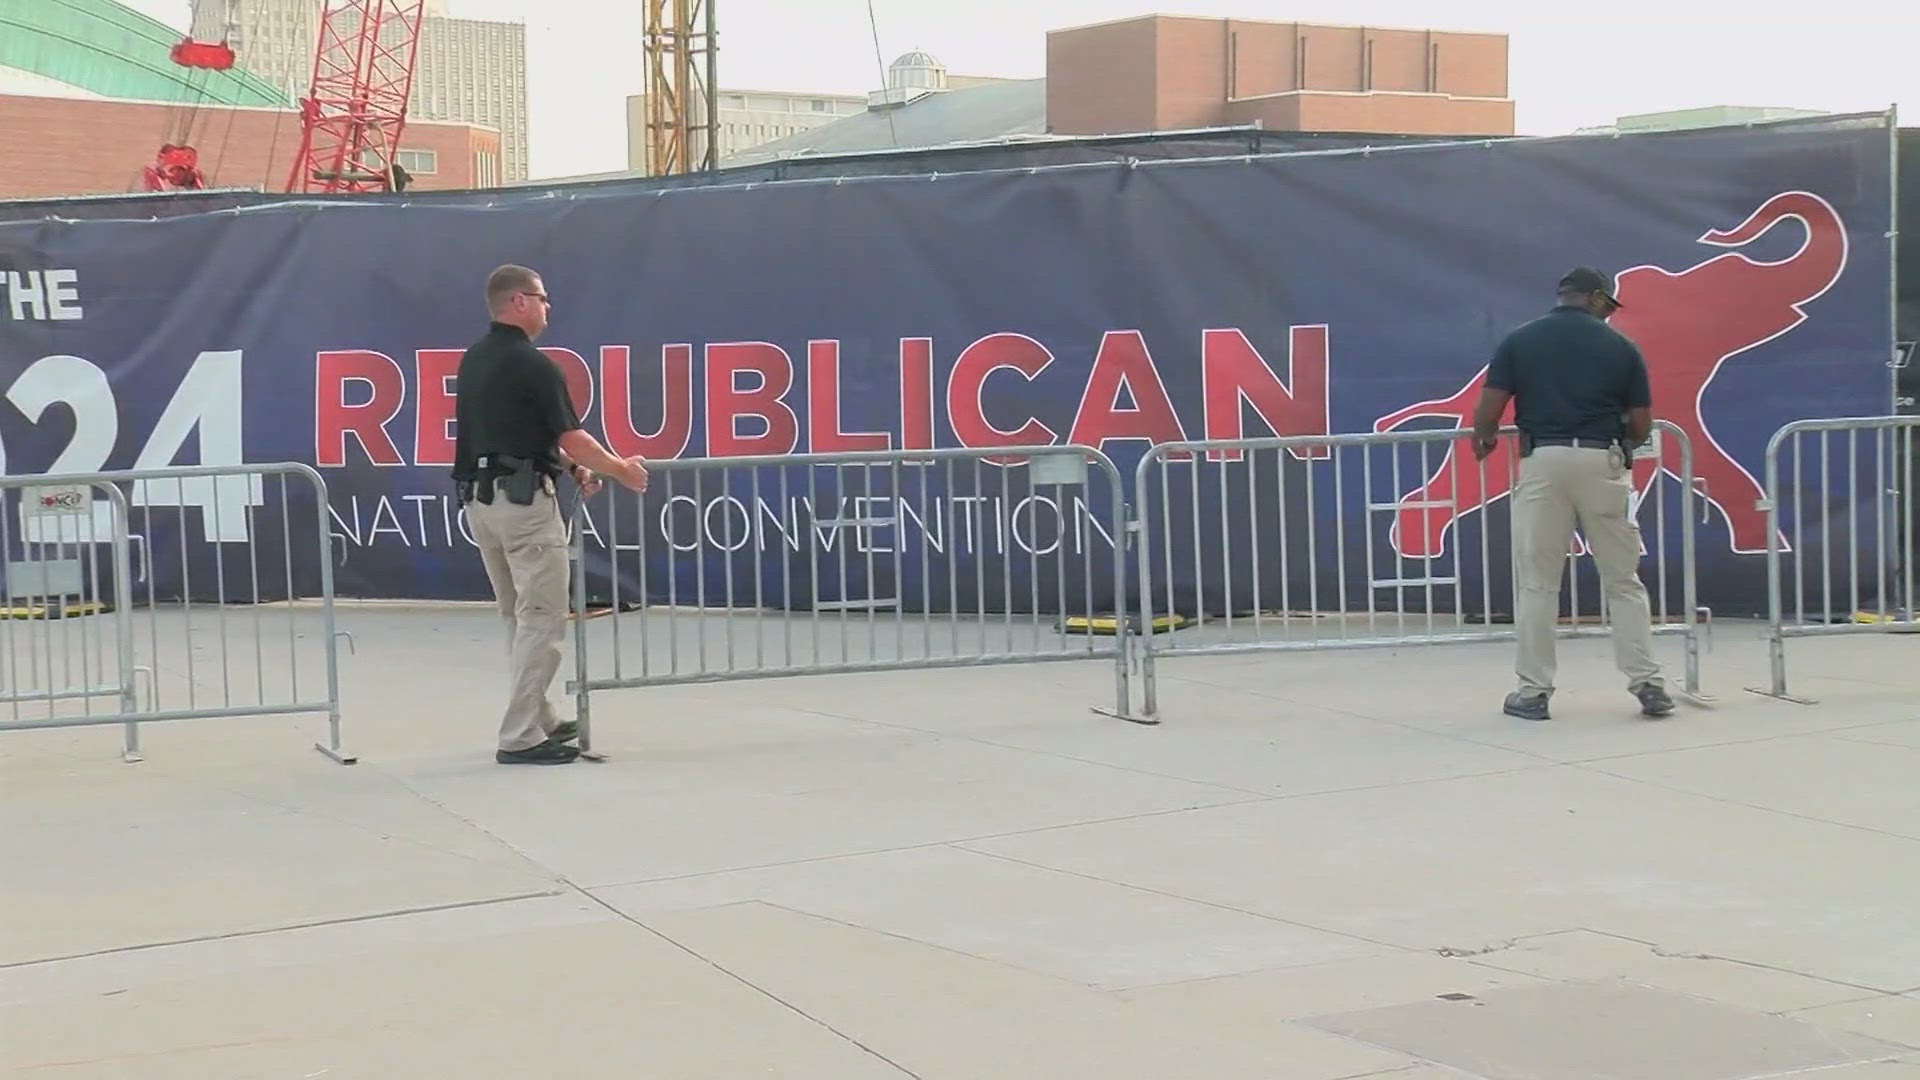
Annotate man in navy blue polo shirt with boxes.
[1470,268,1674,721]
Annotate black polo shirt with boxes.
[1485,305,1652,442]
[450,322,581,481]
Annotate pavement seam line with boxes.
[1570,759,1920,852]
[0,890,568,972]
[568,889,926,1079]
[372,764,925,1078]
[953,844,1413,955]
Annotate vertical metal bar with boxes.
[109,487,137,757]
[1080,464,1095,657]
[1390,446,1404,637]
[1418,439,1433,640]
[178,477,195,709]
[1767,428,1788,695]
[1878,426,1891,619]
[1477,450,1491,639]
[1001,463,1014,656]
[1655,443,1669,626]
[212,473,231,708]
[722,465,737,673]
[308,468,344,757]
[856,465,873,663]
[946,459,959,659]
[1849,429,1861,620]
[1104,454,1130,717]
[837,466,851,663]
[1674,427,1699,695]
[894,461,909,664]
[808,465,822,666]
[667,470,681,675]
[1055,475,1072,657]
[281,481,296,704]
[1793,432,1805,629]
[637,479,652,680]
[780,466,793,668]
[247,491,264,706]
[918,464,932,661]
[694,466,709,674]
[1189,455,1203,632]
[571,496,592,744]
[1304,442,1319,643]
[1242,448,1262,641]
[1366,443,1380,634]
[1906,423,1916,621]
[1333,445,1350,639]
[1443,444,1459,631]
[1136,451,1160,717]
[1,487,17,727]
[973,459,988,656]
[753,466,766,670]
[1026,469,1041,658]
[1219,452,1233,637]
[1275,447,1290,637]
[609,468,625,682]
[1821,431,1833,625]
[1161,458,1177,644]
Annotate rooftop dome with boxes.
[887,50,946,92]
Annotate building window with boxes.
[812,99,829,112]
[396,149,438,174]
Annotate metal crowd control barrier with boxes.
[1128,421,1703,720]
[0,464,350,763]
[567,446,1132,749]
[1753,415,1920,702]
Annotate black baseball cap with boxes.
[1559,266,1623,308]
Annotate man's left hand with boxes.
[571,465,602,497]
[1471,434,1498,462]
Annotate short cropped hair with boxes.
[485,264,540,312]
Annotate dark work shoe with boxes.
[496,738,581,765]
[1503,692,1551,721]
[549,721,579,743]
[1633,682,1676,718]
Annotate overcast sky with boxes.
[123,1,1918,180]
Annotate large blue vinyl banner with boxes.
[0,114,1896,616]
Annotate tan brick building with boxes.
[1047,15,1513,138]
[0,92,501,201]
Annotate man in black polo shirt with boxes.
[1471,267,1674,721]
[453,264,650,764]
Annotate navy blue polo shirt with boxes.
[1485,305,1652,442]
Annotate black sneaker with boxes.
[549,721,579,743]
[496,738,581,765]
[1633,682,1675,718]
[1503,692,1551,721]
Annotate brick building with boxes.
[0,92,502,200]
[1047,15,1513,138]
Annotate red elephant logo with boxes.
[1374,191,1849,558]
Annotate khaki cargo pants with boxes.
[466,482,570,752]
[1511,445,1664,700]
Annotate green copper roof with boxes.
[0,0,289,107]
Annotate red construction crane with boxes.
[286,1,426,194]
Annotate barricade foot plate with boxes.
[121,750,144,764]
[314,742,360,765]
[1090,705,1160,726]
[1676,689,1717,709]
[1742,687,1818,706]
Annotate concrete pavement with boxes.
[5,606,1920,1078]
